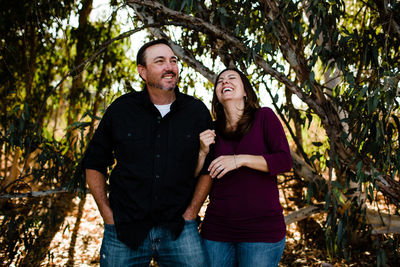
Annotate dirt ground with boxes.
[41,194,374,266]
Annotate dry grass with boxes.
[39,194,386,266]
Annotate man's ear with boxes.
[137,64,146,81]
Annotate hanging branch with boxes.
[0,188,73,199]
[125,0,328,124]
[131,3,216,83]
[127,1,400,207]
[8,23,166,195]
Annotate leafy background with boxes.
[1,0,399,265]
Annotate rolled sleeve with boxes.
[262,108,292,176]
[82,109,114,177]
[262,152,292,176]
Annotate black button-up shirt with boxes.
[83,86,213,249]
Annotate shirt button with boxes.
[157,134,161,138]
[155,175,160,179]
[156,154,160,158]
[157,116,161,120]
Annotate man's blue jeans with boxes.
[204,237,285,267]
[100,220,207,267]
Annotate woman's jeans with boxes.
[204,237,286,267]
[100,220,207,267]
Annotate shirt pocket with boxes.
[174,131,198,161]
[114,128,147,160]
[115,129,145,143]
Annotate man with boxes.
[83,39,212,266]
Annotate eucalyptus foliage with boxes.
[0,0,399,265]
[125,0,400,265]
[0,0,135,264]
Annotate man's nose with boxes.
[164,62,173,71]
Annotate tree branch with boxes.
[15,23,167,190]
[285,205,322,225]
[284,205,400,235]
[0,188,74,199]
[126,0,330,127]
[126,0,400,206]
[291,150,321,183]
[130,3,217,83]
[373,0,400,37]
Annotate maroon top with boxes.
[201,107,292,242]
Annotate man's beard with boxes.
[148,80,176,91]
[148,71,178,91]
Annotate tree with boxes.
[0,0,136,264]
[124,0,399,264]
[1,0,399,265]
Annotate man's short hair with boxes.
[136,39,171,67]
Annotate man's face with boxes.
[139,44,179,91]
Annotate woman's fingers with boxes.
[200,135,215,145]
[199,130,216,154]
[208,158,221,173]
[216,168,229,179]
[200,129,215,136]
[210,164,223,178]
[209,155,236,178]
[200,129,215,140]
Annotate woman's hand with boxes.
[199,129,216,156]
[194,129,215,177]
[208,155,238,179]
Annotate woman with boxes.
[198,68,292,267]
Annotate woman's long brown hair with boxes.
[211,68,260,140]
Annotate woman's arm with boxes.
[237,154,269,172]
[208,154,269,179]
[261,108,292,176]
[194,129,215,177]
[209,108,292,179]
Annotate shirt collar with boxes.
[141,85,182,110]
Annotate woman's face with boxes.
[215,70,246,104]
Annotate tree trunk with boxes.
[67,0,93,127]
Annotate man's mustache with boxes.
[162,71,176,78]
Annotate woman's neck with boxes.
[223,101,244,130]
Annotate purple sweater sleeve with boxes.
[261,107,292,176]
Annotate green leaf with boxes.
[307,183,314,203]
[372,96,379,112]
[368,184,374,201]
[356,161,363,175]
[66,121,91,130]
[333,187,345,204]
[169,0,177,9]
[309,71,315,83]
[337,219,343,243]
[325,192,331,211]
[312,141,323,147]
[332,181,344,190]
